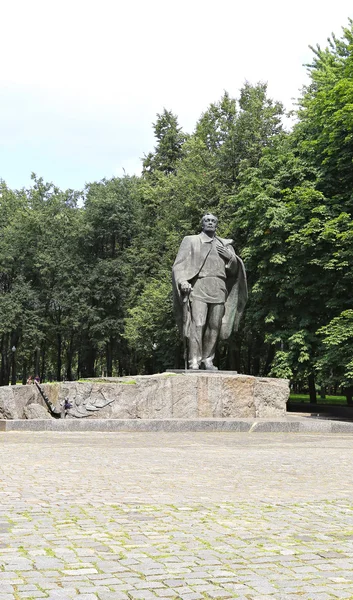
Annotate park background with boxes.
[1,12,353,405]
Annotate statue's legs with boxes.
[188,300,207,368]
[188,301,224,369]
[202,303,224,368]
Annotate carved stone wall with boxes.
[0,373,289,419]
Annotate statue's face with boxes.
[202,214,218,234]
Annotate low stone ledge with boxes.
[249,420,301,433]
[1,418,353,433]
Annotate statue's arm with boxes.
[216,242,238,275]
[225,245,239,276]
[172,237,193,291]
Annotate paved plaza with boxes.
[0,432,353,599]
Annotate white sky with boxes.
[1,0,352,190]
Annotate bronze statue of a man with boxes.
[172,214,247,370]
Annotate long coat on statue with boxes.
[172,233,248,341]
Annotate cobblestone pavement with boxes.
[1,432,353,600]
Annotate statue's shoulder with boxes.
[180,234,200,243]
[217,236,234,246]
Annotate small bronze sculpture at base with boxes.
[172,214,247,370]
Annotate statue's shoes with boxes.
[202,359,218,370]
[189,360,200,370]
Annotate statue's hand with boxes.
[216,243,234,262]
[180,281,192,294]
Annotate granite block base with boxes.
[0,372,289,420]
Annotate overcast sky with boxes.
[1,0,352,191]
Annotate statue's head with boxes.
[201,213,218,235]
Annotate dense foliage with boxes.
[1,22,353,401]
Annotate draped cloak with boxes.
[172,233,248,341]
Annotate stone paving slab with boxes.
[2,417,353,433]
[1,432,353,599]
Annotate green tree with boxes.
[142,109,187,177]
[82,175,139,376]
[318,310,353,402]
[297,19,353,201]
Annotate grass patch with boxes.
[289,393,347,405]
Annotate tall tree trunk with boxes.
[66,331,74,381]
[345,386,353,406]
[263,344,275,375]
[86,345,96,378]
[77,336,82,380]
[10,350,16,386]
[247,337,252,375]
[40,344,46,383]
[0,334,5,386]
[66,355,73,381]
[10,332,18,385]
[106,337,113,377]
[56,333,62,381]
[226,335,240,371]
[251,335,261,376]
[1,333,10,386]
[253,354,260,377]
[34,347,40,379]
[77,336,96,379]
[22,360,27,386]
[308,373,317,404]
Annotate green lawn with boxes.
[289,393,347,405]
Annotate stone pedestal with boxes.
[0,373,289,419]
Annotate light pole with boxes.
[11,346,16,386]
[152,342,157,374]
